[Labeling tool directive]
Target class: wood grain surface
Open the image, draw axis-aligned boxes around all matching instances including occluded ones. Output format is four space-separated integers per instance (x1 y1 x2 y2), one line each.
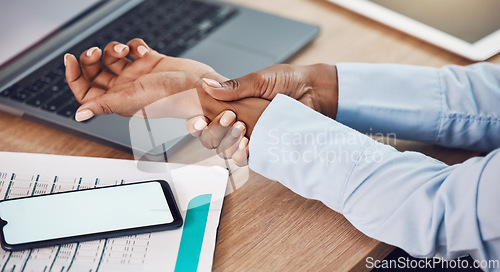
0 0 499 271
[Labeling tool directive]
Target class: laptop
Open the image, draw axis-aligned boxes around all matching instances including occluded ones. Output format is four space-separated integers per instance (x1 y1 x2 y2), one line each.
327 0 500 60
0 0 319 157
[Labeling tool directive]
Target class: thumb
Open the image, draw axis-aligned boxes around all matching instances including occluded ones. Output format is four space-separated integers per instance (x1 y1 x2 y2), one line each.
201 74 262 101
74 91 129 122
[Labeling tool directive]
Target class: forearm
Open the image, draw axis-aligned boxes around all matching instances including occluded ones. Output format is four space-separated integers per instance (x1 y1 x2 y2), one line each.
335 62 500 152
249 94 500 266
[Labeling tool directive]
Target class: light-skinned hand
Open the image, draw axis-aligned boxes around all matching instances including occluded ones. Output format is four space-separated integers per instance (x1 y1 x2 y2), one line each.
65 38 229 121
65 39 267 166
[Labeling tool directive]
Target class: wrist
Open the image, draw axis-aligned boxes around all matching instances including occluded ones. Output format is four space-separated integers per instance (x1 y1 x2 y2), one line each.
304 63 339 119
196 88 269 137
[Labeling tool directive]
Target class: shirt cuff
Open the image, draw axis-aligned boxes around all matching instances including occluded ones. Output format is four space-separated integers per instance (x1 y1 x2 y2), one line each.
335 63 443 143
247 94 374 212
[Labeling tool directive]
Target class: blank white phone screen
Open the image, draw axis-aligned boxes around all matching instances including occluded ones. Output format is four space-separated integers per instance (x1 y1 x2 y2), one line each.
0 182 174 245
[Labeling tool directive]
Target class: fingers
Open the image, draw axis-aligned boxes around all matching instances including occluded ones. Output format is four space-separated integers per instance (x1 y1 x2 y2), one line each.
113 39 168 84
79 39 159 88
102 41 131 75
201 72 263 101
79 47 116 89
101 39 150 75
188 111 249 166
101 39 154 80
186 116 209 137
199 110 236 149
73 82 137 122
65 53 106 104
79 47 102 80
85 39 153 80
126 38 151 60
216 121 246 159
232 137 249 166
65 38 170 123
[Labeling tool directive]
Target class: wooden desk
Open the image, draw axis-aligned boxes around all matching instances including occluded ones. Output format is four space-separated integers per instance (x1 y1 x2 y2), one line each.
1 0 499 271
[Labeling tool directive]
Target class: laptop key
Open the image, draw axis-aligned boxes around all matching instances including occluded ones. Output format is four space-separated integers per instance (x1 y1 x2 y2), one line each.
24 85 43 96
2 83 24 97
30 80 49 92
1 85 18 97
49 84 61 93
41 94 73 112
57 101 81 118
8 84 39 101
10 90 32 102
26 90 55 107
197 20 214 34
0 89 11 97
51 66 65 76
57 84 72 95
40 75 53 84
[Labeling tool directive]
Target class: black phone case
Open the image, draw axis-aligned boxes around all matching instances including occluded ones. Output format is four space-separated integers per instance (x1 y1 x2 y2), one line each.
0 180 183 251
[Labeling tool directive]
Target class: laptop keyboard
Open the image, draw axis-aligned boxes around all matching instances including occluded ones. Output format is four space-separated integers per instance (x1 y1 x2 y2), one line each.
1 0 237 120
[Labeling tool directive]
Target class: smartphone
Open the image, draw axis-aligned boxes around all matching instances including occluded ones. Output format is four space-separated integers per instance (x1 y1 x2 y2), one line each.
0 180 182 251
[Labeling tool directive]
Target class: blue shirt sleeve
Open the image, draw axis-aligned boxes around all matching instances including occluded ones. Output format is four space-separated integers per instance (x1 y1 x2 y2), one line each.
248 94 500 270
335 62 500 152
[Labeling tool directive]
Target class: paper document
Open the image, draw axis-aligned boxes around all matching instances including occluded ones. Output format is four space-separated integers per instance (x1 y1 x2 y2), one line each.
0 152 228 272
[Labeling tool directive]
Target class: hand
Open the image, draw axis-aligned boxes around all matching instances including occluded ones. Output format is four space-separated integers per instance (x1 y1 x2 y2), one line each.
186 63 339 166
186 110 250 166
65 38 228 121
202 63 338 119
65 38 269 143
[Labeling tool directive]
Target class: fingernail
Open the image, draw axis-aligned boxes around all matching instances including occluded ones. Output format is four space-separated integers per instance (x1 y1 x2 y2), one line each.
231 122 245 138
75 109 94 122
114 44 127 53
239 137 249 150
194 118 207 131
86 47 98 57
220 111 236 127
202 78 222 88
137 45 148 56
64 53 70 66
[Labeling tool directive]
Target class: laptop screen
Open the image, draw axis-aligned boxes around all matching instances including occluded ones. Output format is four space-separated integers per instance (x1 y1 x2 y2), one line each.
0 0 102 67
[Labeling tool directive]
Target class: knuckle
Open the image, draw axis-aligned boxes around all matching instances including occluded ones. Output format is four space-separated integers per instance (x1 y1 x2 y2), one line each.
224 79 240 90
75 96 85 104
99 102 114 115
248 72 271 95
73 84 90 103
134 81 146 93
278 63 293 70
247 72 265 86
